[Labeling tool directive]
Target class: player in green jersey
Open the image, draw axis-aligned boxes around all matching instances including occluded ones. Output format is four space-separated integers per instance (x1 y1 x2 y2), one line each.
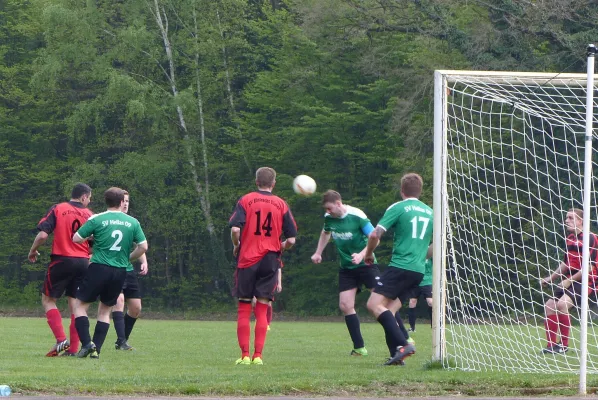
72 187 148 359
406 258 433 332
365 173 433 366
311 190 380 356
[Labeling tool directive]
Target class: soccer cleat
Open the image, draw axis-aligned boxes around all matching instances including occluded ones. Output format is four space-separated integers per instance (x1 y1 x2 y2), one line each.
543 343 568 354
384 343 416 366
77 342 97 358
46 339 70 357
407 337 416 345
59 352 76 357
251 357 264 365
408 328 416 333
350 347 368 356
384 357 405 366
235 356 251 365
115 339 134 351
267 325 271 331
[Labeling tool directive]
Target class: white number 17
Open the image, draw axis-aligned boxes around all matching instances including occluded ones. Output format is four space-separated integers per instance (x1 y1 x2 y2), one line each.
410 216 430 239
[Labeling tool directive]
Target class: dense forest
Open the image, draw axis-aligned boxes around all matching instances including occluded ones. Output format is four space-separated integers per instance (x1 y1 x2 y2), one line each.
1 0 597 316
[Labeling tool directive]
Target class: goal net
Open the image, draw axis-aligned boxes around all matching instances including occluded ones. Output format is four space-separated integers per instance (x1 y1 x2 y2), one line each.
434 70 598 373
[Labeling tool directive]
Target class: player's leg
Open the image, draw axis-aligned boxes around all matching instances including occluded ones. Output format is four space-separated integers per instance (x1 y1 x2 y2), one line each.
556 283 580 352
408 297 418 332
123 272 143 345
340 287 366 355
251 252 280 364
41 259 70 356
63 296 79 356
73 298 96 358
233 265 257 365
112 293 127 348
425 295 433 328
266 301 273 330
94 267 128 356
388 297 413 346
543 297 560 353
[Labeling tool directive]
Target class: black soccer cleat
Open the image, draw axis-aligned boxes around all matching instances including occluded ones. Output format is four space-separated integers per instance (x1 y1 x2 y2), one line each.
115 339 134 351
384 343 416 366
542 343 567 354
77 342 98 358
383 357 405 366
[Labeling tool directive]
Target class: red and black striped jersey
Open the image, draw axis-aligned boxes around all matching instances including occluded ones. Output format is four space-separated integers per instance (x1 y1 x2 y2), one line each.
229 191 297 268
37 201 93 258
563 232 598 285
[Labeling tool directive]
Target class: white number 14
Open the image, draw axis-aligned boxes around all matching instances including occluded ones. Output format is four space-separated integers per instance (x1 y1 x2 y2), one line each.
410 216 430 239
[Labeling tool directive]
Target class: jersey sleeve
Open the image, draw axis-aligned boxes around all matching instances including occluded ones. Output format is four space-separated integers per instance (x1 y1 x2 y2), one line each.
323 214 331 232
76 217 96 239
377 205 403 231
134 222 147 244
37 205 58 234
282 204 297 238
229 199 246 228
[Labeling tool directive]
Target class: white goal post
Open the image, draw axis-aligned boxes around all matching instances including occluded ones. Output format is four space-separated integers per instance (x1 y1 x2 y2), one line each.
433 46 597 394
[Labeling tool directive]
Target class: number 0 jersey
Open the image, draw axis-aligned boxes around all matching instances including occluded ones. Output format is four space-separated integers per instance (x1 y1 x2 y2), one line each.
37 201 93 258
377 198 433 273
76 210 147 269
229 190 297 268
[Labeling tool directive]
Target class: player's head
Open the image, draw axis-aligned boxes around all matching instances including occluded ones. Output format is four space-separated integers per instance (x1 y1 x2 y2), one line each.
122 190 130 214
71 183 92 207
400 173 423 199
255 167 276 190
565 208 583 233
322 190 344 217
104 187 125 209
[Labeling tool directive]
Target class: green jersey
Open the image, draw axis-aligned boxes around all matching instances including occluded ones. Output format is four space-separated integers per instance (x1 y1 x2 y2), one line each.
323 205 375 269
76 210 147 269
420 258 433 286
377 198 433 273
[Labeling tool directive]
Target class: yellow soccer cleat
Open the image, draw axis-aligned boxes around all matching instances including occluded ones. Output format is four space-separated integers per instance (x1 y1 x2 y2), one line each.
235 356 251 365
251 357 263 365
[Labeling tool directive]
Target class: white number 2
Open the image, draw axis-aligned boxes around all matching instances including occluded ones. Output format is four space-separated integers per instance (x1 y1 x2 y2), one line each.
410 216 430 239
110 230 123 251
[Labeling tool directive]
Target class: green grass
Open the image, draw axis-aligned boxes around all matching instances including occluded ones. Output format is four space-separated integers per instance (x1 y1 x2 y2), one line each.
0 317 592 396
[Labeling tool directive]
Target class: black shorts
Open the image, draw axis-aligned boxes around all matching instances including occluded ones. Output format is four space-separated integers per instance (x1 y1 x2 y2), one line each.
373 267 423 300
409 284 433 300
76 263 127 306
42 256 89 299
338 265 381 293
554 281 596 307
232 252 281 301
122 271 142 299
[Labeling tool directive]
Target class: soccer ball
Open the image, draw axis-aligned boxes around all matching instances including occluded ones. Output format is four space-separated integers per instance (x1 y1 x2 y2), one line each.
293 175 317 196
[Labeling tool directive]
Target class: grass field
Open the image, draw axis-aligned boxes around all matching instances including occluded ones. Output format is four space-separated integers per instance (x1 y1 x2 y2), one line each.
0 316 593 396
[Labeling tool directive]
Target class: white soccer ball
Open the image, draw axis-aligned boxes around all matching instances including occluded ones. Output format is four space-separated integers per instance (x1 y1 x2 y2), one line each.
293 175 317 196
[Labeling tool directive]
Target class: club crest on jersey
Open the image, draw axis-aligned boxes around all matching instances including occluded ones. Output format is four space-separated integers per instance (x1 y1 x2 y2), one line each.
331 232 353 240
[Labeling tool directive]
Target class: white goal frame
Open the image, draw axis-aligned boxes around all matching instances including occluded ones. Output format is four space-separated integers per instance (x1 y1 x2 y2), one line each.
433 46 596 394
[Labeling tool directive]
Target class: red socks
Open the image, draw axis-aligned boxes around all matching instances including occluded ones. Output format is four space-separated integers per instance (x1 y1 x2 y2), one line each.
69 314 79 353
253 302 269 359
545 314 558 346
558 313 571 347
46 309 66 342
237 302 252 358
266 304 273 325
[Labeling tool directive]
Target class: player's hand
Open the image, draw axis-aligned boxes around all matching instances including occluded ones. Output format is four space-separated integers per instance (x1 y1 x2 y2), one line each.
364 252 375 265
139 262 148 276
351 252 364 265
559 279 572 290
540 277 551 287
233 244 240 257
311 253 322 264
276 281 282 293
28 250 40 263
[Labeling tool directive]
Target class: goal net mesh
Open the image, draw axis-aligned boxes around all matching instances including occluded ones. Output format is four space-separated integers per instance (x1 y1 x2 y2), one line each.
440 73 598 372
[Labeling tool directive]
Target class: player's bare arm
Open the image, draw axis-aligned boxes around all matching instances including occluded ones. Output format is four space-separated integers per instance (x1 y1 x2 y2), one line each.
130 241 148 262
427 244 433 259
540 261 569 287
364 226 385 264
281 237 296 251
311 230 331 264
351 245 368 265
231 227 241 256
276 268 282 293
139 253 149 275
28 231 49 262
72 231 86 244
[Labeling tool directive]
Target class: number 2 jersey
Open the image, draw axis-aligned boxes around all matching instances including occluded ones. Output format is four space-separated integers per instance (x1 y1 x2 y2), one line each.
229 190 297 268
76 210 147 269
37 201 94 258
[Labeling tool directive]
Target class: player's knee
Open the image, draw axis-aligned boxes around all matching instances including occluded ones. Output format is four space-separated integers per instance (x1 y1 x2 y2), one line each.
544 300 556 314
426 298 433 307
339 300 355 314
409 299 418 308
128 300 142 318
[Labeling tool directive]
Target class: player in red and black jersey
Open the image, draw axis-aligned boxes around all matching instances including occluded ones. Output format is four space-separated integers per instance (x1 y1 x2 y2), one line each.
540 208 598 354
229 167 297 365
28 183 93 357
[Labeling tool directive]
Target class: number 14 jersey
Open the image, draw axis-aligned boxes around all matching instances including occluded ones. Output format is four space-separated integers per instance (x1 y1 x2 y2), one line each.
76 210 147 269
229 191 297 268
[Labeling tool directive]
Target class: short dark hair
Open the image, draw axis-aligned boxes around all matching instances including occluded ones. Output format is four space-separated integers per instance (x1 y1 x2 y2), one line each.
71 183 91 199
400 173 423 198
256 167 276 188
104 187 125 208
321 190 342 205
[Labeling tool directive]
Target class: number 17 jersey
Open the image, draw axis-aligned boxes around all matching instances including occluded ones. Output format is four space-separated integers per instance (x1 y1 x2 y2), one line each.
229 191 297 268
